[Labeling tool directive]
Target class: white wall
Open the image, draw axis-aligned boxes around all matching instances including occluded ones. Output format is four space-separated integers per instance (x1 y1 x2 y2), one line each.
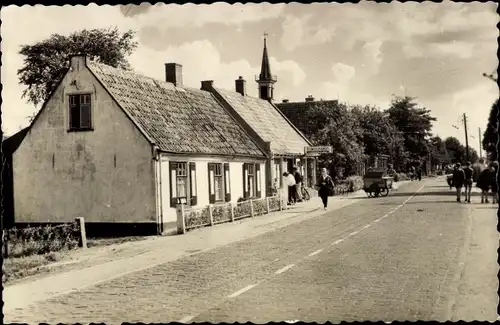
160 155 266 224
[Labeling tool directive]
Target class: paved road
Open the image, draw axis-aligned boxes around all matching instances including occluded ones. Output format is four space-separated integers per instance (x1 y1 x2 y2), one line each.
6 178 498 323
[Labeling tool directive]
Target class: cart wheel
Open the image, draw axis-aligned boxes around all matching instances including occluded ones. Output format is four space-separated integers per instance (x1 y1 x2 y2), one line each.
374 191 380 197
380 188 389 197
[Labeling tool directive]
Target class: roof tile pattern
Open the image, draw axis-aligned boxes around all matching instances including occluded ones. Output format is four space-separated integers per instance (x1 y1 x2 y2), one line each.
87 62 264 157
215 88 310 156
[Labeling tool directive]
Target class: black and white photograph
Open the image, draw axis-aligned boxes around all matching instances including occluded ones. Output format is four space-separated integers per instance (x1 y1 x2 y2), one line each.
1 1 499 323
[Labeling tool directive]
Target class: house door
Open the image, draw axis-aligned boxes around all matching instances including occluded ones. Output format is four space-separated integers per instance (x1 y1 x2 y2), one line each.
286 159 294 173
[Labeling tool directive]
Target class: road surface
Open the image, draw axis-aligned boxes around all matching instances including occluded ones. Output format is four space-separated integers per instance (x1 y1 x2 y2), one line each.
5 178 498 323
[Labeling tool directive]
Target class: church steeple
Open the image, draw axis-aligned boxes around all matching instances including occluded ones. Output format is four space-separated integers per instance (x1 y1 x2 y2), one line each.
256 32 277 101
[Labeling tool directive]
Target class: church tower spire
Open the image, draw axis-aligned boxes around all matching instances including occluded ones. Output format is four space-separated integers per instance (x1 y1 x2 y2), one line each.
256 32 277 101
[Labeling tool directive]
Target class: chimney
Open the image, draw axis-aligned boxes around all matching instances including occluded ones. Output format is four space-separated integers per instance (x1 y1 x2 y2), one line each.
305 95 315 102
282 99 289 103
200 80 214 91
165 63 183 87
235 76 246 96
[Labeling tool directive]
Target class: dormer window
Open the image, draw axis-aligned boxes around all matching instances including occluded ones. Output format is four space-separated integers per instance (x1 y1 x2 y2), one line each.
69 94 92 131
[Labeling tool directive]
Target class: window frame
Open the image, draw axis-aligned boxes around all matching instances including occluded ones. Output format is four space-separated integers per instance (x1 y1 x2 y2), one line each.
170 161 197 207
243 163 261 199
208 162 231 204
68 93 93 132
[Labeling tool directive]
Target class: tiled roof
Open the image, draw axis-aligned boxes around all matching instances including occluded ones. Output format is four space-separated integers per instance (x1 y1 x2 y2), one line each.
214 88 310 156
87 62 265 157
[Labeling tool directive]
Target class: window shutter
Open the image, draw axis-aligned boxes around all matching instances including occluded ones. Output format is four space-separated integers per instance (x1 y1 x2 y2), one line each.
169 162 178 207
224 163 231 202
243 163 249 199
256 163 262 198
208 163 216 204
189 162 197 206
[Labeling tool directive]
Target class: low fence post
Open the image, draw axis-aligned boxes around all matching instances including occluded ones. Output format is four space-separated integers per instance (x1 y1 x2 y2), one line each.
230 203 235 222
176 204 186 235
250 200 254 217
266 197 270 214
2 230 8 258
75 217 87 249
209 205 214 226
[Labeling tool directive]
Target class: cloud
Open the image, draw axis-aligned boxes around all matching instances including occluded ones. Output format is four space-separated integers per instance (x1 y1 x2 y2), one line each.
128 40 306 96
331 63 356 83
121 3 285 28
280 14 335 51
316 62 356 100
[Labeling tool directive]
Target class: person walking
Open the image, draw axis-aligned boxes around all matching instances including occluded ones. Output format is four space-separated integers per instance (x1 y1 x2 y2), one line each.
463 161 474 203
490 162 498 204
416 165 422 181
476 165 492 203
316 168 335 210
472 158 486 183
292 167 304 202
452 163 465 202
283 172 297 205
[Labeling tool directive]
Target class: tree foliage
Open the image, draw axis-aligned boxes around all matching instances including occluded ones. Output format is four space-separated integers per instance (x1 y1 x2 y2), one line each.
18 27 138 107
385 96 436 162
444 136 479 164
482 99 499 161
351 105 407 170
304 102 365 176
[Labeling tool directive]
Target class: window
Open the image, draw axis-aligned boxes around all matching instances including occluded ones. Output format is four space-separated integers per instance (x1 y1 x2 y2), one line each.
170 162 197 207
208 163 231 204
243 163 261 199
69 94 92 130
248 164 255 197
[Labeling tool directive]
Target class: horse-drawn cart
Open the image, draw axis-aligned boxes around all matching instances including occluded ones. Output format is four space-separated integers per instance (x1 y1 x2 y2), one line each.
363 169 394 198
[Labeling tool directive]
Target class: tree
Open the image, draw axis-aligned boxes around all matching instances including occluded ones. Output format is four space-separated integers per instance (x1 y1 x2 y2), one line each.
445 137 465 163
18 27 138 108
351 105 407 170
429 135 450 167
385 96 437 163
304 102 365 176
482 99 499 161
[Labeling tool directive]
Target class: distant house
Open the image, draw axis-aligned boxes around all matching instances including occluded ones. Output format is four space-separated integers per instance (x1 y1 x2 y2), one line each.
2 127 29 229
11 37 317 236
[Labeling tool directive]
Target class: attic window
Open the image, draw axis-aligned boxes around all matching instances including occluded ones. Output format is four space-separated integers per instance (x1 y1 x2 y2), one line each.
69 94 93 131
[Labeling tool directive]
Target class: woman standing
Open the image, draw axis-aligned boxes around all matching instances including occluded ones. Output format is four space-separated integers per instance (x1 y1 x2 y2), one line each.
316 168 335 210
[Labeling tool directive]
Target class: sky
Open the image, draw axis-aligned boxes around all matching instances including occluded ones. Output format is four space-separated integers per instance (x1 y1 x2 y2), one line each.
1 2 498 154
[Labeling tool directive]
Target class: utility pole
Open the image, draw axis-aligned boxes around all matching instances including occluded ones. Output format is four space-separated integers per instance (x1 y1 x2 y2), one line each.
463 113 470 162
479 127 482 159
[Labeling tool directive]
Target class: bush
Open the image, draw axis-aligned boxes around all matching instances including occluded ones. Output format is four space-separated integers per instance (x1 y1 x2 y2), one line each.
3 223 80 258
185 207 210 229
396 172 409 181
346 176 364 192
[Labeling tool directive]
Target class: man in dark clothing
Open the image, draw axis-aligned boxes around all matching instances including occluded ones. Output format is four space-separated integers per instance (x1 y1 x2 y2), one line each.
416 165 422 181
453 163 466 202
463 161 474 203
292 167 304 202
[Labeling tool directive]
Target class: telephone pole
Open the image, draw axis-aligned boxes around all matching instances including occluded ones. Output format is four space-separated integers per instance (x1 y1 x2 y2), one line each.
479 127 483 159
463 113 470 161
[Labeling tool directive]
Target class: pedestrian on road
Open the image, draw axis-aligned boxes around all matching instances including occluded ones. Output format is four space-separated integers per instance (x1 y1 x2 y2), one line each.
416 165 422 181
452 163 465 202
490 162 498 204
476 166 492 203
463 161 474 203
472 158 486 183
316 168 335 210
292 167 304 202
283 172 297 205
